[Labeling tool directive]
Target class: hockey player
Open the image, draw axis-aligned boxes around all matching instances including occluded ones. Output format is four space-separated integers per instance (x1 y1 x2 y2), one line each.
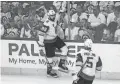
72 39 102 84
38 10 68 78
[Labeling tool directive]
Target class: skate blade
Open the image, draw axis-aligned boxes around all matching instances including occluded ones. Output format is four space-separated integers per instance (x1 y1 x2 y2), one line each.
47 75 59 78
58 68 69 73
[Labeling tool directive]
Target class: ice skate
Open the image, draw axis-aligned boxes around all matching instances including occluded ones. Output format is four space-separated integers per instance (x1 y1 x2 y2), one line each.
58 59 69 73
47 64 59 78
47 70 59 78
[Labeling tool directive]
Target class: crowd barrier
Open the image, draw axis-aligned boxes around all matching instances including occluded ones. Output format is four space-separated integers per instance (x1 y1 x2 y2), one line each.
0 38 120 79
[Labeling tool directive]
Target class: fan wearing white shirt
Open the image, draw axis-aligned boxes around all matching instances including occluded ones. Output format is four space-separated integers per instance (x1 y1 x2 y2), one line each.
88 7 106 27
71 5 88 23
107 6 120 26
65 19 80 40
0 24 5 37
59 11 68 29
88 6 106 41
107 6 120 36
20 22 32 38
53 1 61 12
114 26 120 42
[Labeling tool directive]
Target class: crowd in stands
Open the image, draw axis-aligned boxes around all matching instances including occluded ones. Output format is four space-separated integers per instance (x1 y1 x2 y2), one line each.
0 1 120 43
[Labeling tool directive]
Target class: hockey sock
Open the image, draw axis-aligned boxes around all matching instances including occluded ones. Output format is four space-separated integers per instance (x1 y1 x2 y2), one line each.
47 63 53 74
59 59 66 65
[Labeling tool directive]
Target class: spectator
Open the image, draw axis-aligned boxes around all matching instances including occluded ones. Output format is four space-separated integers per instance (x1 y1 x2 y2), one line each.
4 23 20 38
59 1 67 13
88 6 106 41
107 6 120 37
74 28 94 42
117 17 120 27
74 28 84 42
14 7 23 30
0 1 119 43
48 5 61 24
88 6 106 27
1 16 9 26
70 8 76 17
107 6 120 26
22 4 31 22
99 1 109 17
3 23 11 37
22 2 29 9
58 11 68 30
115 6 120 25
55 10 60 24
11 2 19 7
21 8 39 38
101 26 114 42
71 4 88 26
1 2 11 20
36 8 48 22
35 4 48 22
108 22 118 36
87 5 94 14
0 24 5 37
53 1 61 12
74 18 94 41
65 18 80 40
107 1 114 14
90 1 98 6
84 1 90 8
114 26 120 42
71 5 81 23
115 2 120 7
20 23 32 38
53 1 67 12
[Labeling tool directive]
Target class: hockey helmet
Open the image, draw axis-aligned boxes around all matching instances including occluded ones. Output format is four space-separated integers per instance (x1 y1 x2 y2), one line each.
48 10 56 16
84 39 93 48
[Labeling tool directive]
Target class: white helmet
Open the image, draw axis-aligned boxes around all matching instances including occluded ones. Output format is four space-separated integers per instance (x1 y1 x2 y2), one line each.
48 10 56 16
84 39 93 48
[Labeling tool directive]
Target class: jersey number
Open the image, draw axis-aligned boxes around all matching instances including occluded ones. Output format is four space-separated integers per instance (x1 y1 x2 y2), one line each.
86 57 93 68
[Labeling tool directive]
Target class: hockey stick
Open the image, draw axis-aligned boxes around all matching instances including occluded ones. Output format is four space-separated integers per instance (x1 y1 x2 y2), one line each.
72 56 88 84
77 58 88 77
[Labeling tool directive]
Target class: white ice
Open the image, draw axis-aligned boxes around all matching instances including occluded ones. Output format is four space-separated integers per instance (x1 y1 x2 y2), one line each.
1 75 120 84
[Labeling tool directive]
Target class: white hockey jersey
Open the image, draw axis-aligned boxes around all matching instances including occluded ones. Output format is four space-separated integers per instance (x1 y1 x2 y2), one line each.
76 48 102 80
43 19 57 40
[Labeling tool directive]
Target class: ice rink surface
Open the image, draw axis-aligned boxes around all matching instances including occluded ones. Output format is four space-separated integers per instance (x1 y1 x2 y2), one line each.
1 75 120 84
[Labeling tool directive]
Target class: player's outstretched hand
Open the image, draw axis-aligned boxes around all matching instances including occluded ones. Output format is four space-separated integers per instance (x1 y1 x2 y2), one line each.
72 79 79 84
71 73 79 84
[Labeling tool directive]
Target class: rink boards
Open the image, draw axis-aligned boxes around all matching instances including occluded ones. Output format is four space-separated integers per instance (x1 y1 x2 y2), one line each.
0 39 120 79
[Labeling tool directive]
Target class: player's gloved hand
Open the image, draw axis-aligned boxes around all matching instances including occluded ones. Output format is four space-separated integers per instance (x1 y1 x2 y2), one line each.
72 73 79 84
39 47 46 56
40 49 45 56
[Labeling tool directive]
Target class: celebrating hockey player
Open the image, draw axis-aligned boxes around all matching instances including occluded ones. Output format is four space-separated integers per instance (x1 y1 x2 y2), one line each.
37 10 68 78
72 39 102 84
